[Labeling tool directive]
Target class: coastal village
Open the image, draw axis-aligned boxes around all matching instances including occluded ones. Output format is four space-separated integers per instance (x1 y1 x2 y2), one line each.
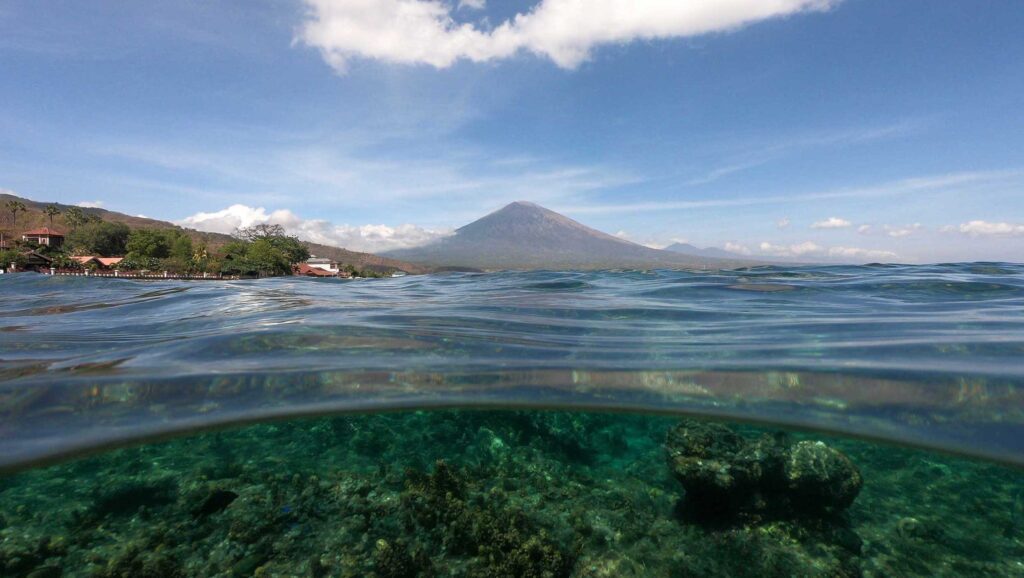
0 200 396 279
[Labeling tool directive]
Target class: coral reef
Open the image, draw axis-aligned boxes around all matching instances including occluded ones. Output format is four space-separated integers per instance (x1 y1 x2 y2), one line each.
0 410 1021 577
665 420 862 522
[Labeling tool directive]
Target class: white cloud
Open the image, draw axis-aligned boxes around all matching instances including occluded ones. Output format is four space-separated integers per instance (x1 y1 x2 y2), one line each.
776 217 791 229
76 200 104 208
458 0 486 10
947 220 1024 237
178 204 452 253
758 241 823 257
724 241 752 255
884 223 922 238
827 246 898 260
811 216 852 229
299 0 838 72
857 224 872 234
757 240 897 262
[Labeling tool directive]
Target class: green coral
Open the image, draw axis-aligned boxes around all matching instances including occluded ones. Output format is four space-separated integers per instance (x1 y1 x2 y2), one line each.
0 410 1021 577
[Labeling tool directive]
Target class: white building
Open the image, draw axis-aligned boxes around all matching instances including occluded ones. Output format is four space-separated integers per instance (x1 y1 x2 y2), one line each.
305 257 340 274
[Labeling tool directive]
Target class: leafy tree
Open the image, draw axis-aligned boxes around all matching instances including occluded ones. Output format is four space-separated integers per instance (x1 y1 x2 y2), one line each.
219 240 254 276
219 237 295 277
233 224 310 264
246 239 292 276
48 253 76 270
43 204 61 227
126 229 173 259
0 249 27 270
65 221 131 256
5 200 26 227
125 229 195 272
234 223 286 241
170 233 193 262
117 255 159 272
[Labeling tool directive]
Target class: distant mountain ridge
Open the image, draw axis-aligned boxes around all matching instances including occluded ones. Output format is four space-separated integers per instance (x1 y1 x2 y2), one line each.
384 201 757 270
0 192 431 274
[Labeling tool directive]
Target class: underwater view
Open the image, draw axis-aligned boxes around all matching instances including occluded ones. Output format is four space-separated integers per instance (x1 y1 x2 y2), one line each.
2 266 1023 576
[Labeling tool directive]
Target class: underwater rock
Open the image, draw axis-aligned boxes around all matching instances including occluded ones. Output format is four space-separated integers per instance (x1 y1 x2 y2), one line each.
784 441 863 515
665 420 861 522
373 539 429 578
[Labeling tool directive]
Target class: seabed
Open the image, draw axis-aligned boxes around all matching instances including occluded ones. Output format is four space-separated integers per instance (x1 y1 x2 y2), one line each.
1 409 1022 577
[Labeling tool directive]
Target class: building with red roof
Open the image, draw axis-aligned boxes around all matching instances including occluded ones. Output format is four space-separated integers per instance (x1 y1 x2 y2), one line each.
22 228 65 248
294 263 352 278
71 256 124 269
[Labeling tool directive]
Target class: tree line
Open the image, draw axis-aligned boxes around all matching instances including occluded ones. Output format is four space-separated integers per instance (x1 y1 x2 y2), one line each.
1 207 313 276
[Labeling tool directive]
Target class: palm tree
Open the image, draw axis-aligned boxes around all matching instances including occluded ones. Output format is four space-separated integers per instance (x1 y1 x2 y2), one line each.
5 200 26 227
64 207 87 230
43 204 61 227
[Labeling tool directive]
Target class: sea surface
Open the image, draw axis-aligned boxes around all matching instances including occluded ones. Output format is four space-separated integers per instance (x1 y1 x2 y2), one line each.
1 264 1023 576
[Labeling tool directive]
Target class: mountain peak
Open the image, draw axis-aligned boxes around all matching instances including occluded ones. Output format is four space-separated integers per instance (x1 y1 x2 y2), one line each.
386 201 750 270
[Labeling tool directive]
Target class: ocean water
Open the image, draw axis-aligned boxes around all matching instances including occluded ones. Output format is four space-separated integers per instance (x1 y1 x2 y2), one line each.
1 265 1023 576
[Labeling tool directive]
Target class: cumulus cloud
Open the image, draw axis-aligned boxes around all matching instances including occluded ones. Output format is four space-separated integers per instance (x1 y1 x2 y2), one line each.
945 220 1024 237
857 224 872 234
827 246 898 260
178 204 452 253
298 0 839 71
756 241 895 262
457 0 486 10
776 217 791 229
758 241 823 257
724 241 752 255
810 216 852 229
76 200 104 208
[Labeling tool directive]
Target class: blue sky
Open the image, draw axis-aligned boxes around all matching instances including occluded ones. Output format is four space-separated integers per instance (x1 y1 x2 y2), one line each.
1 0 1022 262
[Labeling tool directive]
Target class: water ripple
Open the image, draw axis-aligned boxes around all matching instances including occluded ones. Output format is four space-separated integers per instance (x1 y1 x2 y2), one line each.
1 263 1023 470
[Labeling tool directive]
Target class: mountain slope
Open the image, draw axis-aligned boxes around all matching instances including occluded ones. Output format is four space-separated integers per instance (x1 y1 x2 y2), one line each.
0 192 431 274
385 201 755 270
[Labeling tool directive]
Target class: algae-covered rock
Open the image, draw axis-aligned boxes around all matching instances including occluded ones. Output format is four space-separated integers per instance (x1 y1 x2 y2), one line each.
398 460 579 578
784 441 863 515
373 539 426 578
665 420 861 522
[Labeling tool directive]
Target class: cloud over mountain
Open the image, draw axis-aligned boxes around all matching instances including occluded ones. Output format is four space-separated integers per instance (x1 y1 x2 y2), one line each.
178 204 452 253
299 0 838 71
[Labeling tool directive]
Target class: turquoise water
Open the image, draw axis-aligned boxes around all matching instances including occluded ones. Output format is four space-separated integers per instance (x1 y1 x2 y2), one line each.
1 265 1024 576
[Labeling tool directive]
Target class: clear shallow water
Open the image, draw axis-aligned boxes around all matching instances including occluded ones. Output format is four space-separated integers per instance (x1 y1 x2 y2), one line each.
2 410 1023 577
2 265 1024 577
1 263 1024 470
